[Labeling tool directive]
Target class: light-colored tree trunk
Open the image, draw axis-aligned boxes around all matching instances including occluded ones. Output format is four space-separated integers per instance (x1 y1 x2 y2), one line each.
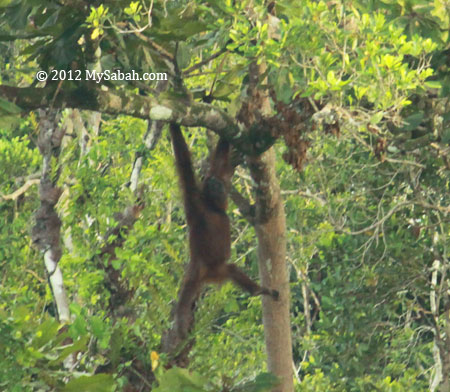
249 148 294 392
33 110 71 324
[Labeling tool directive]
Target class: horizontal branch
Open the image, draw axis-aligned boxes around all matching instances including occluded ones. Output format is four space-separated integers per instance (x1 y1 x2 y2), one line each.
0 84 276 155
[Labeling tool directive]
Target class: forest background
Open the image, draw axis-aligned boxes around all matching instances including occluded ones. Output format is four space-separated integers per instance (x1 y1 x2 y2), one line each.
0 0 450 391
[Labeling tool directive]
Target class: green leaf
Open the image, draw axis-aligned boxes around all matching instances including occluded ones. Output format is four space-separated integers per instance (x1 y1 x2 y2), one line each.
400 112 424 131
224 298 239 313
425 80 442 89
33 318 60 348
326 70 337 85
232 372 279 392
49 336 89 366
0 0 13 7
0 98 22 114
63 374 114 392
441 128 450 144
153 367 207 392
111 257 122 270
90 316 106 339
370 112 384 125
176 42 191 70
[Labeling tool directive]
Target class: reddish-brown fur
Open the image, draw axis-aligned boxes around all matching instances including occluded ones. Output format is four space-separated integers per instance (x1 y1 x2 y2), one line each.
169 124 278 339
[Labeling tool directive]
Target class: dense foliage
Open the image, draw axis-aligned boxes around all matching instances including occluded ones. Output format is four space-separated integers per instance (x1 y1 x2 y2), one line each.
1 0 449 391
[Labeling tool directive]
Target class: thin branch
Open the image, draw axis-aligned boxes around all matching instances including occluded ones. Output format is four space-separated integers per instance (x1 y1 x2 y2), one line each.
98 107 164 310
281 189 326 206
1 179 40 201
134 31 174 61
184 43 231 75
13 171 41 183
25 268 46 283
130 119 163 193
416 201 450 215
0 33 49 40
347 201 412 235
384 157 426 169
129 366 153 389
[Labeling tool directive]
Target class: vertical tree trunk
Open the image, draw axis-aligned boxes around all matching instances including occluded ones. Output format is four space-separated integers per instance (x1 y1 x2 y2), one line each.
429 258 450 392
32 110 71 324
248 148 294 392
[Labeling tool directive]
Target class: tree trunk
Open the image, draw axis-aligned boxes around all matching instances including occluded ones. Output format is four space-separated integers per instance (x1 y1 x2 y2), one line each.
32 110 70 324
248 148 294 392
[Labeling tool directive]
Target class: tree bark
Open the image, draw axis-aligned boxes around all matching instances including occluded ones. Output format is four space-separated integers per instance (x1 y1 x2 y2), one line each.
248 149 294 392
31 110 70 324
0 84 275 155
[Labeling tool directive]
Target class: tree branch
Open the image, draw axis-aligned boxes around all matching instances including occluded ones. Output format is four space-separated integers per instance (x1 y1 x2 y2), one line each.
184 43 231 75
1 179 40 200
31 109 70 324
134 31 174 62
0 84 276 155
229 186 256 225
